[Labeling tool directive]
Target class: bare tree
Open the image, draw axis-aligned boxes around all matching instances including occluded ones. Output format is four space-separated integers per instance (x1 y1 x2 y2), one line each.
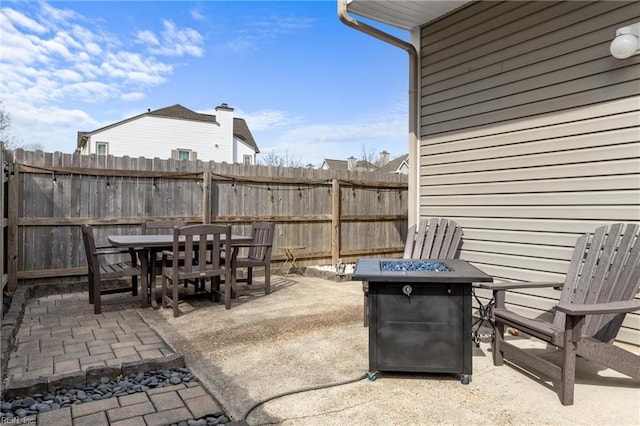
0 101 13 144
0 101 24 149
258 150 304 168
359 145 380 166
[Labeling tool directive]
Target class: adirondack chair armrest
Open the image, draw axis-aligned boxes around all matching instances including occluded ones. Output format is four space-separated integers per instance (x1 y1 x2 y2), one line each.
556 300 640 316
476 281 563 291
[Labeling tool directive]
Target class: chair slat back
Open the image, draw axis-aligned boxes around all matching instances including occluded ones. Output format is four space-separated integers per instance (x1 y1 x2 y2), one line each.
81 224 98 274
142 221 187 235
172 224 230 275
248 222 275 261
553 223 640 343
404 218 462 260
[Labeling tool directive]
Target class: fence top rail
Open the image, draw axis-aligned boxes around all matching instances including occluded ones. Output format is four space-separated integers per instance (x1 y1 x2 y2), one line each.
17 164 203 179
15 163 408 189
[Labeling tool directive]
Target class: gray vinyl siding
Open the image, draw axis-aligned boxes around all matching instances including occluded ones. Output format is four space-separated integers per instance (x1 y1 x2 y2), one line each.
418 1 640 346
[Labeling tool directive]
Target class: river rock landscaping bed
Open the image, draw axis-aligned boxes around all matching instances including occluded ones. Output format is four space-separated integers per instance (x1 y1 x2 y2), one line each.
1 367 230 425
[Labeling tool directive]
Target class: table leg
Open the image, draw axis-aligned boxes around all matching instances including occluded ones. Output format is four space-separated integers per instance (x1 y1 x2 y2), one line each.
279 249 292 275
137 249 149 309
148 248 160 309
288 249 299 274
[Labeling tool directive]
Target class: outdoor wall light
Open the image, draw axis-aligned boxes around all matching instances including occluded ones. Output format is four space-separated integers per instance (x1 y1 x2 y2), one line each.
610 22 640 59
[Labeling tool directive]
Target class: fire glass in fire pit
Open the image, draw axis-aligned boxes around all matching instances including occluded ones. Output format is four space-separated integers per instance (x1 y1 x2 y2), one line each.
380 260 450 272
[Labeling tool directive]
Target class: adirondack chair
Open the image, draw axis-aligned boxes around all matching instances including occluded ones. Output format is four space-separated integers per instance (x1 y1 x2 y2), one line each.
363 218 462 326
477 223 640 405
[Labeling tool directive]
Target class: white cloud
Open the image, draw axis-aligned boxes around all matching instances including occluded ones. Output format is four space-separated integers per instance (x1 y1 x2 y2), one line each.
251 107 408 167
277 114 406 145
2 7 46 33
0 2 206 152
56 69 83 82
136 29 159 46
224 37 254 54
121 92 145 102
240 109 299 132
146 20 204 57
223 13 315 55
190 6 205 21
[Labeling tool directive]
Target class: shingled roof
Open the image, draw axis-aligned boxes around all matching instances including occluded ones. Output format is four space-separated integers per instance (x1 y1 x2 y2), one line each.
148 104 217 123
379 153 409 173
320 158 379 171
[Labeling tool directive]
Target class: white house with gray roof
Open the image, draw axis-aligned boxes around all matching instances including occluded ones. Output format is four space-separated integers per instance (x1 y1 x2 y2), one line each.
77 103 259 164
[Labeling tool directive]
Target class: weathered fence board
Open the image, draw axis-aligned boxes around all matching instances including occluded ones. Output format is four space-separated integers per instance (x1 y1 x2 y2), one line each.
6 149 408 285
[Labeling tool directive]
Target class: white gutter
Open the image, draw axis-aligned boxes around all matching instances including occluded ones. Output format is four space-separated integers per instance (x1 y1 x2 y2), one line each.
338 0 419 228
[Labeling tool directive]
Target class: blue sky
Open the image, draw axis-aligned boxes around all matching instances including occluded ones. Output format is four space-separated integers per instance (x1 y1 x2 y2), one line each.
0 0 410 167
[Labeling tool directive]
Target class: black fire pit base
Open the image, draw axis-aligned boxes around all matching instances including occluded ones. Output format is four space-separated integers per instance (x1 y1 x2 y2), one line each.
353 259 492 384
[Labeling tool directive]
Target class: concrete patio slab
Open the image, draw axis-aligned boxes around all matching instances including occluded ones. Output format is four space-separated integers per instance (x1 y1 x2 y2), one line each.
139 275 640 425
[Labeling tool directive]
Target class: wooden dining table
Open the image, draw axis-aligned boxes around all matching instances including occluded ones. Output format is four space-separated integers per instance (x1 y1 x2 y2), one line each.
108 233 253 309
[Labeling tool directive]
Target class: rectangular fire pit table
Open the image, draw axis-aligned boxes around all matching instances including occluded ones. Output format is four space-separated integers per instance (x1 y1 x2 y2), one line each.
352 258 492 384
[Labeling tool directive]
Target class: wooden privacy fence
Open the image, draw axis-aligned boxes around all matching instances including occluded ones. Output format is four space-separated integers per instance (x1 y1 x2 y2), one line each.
1 144 7 294
3 149 408 291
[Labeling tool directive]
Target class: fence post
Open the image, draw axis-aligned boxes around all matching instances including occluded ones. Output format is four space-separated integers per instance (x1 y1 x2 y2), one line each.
202 172 210 224
7 163 18 293
331 178 340 265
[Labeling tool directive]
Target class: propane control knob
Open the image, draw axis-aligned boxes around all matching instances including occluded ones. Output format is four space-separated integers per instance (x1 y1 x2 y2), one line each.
402 284 413 300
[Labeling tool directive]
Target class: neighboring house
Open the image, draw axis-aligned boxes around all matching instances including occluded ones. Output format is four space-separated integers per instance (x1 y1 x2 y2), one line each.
379 153 409 174
320 156 379 172
341 0 640 347
320 151 408 172
77 103 259 164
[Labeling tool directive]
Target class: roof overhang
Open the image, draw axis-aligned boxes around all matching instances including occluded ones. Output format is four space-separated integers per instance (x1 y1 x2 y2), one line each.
345 0 472 31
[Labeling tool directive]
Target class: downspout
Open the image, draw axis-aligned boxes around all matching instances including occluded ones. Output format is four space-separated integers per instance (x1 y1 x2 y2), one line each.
338 0 419 228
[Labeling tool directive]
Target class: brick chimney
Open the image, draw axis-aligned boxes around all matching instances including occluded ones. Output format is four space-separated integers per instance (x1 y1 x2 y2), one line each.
347 156 357 171
379 150 390 166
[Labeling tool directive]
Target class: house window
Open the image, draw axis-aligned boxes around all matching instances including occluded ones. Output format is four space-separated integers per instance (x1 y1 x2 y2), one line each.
96 142 108 156
177 149 191 160
243 155 252 165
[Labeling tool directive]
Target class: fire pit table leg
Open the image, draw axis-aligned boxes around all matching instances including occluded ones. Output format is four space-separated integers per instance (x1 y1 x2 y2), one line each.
471 286 495 347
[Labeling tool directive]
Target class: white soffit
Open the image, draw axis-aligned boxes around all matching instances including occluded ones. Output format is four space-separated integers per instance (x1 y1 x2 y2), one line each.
346 0 471 30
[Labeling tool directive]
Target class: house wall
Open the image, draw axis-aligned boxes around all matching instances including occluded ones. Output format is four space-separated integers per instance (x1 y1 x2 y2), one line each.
234 137 256 164
418 1 640 345
83 116 232 162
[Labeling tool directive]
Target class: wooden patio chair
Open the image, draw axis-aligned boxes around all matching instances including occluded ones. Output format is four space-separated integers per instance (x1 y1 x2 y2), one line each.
230 222 276 296
161 224 232 316
363 218 462 326
477 223 640 405
81 224 142 315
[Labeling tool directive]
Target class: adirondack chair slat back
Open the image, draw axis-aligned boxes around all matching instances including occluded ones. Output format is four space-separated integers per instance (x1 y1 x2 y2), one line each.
553 223 640 343
404 218 462 260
